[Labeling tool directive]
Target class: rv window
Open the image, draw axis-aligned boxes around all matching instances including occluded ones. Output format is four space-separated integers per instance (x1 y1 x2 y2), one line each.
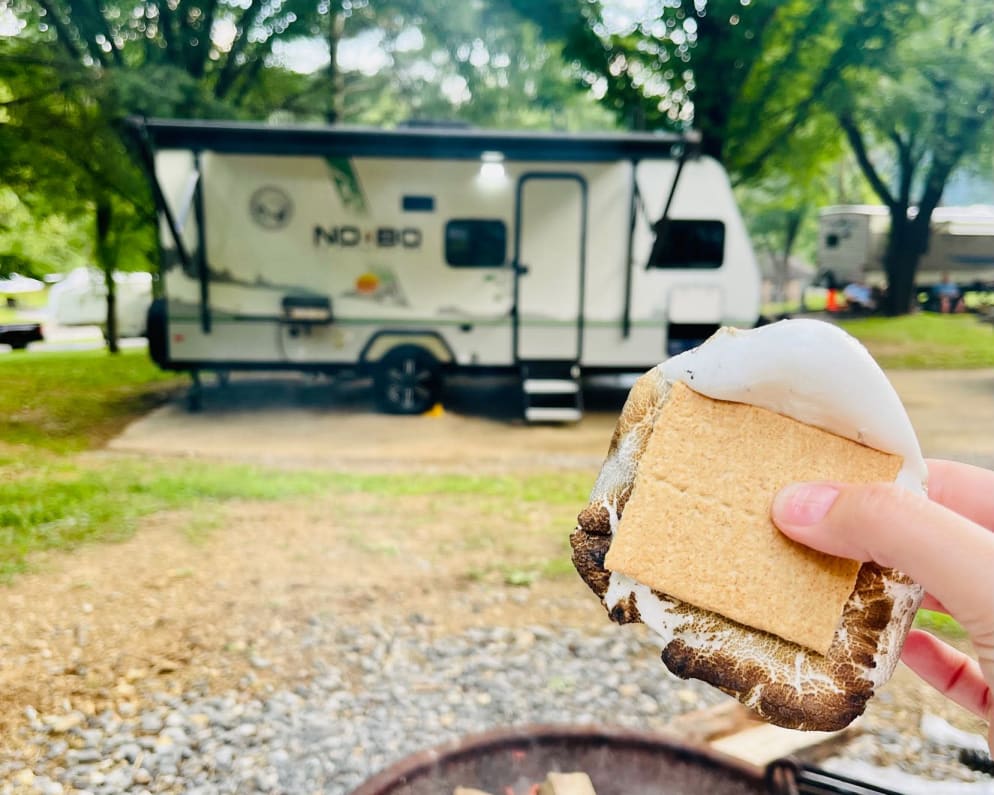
445 220 507 267
646 219 724 269
403 195 435 212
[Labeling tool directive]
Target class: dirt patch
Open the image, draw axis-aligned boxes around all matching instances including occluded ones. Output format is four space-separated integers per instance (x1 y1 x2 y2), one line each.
0 489 607 747
109 371 994 470
110 377 620 473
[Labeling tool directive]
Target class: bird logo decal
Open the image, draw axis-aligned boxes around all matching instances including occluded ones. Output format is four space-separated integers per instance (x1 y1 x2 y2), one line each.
249 186 293 230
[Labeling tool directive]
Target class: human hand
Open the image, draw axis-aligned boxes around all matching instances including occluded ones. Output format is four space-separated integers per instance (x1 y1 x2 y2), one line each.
771 459 994 754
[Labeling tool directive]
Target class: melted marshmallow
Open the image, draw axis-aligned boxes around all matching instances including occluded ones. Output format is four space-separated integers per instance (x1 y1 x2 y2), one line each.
659 319 926 493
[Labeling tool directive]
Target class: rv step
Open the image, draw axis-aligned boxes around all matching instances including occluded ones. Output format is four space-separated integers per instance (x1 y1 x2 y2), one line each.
524 407 583 423
519 360 581 379
523 378 582 395
520 360 583 423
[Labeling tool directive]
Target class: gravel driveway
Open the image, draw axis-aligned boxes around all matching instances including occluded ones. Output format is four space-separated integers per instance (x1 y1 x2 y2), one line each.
109 369 994 470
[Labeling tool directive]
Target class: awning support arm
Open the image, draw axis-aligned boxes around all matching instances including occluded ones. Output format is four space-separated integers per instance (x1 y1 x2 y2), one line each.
130 120 197 286
191 150 211 334
651 141 691 270
622 159 640 339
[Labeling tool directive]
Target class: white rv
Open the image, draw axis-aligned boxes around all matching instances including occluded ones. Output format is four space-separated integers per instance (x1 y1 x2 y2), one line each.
47 267 152 339
818 205 994 286
131 118 761 419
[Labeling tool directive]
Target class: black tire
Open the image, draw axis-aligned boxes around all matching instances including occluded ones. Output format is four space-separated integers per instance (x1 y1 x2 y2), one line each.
146 298 170 368
374 346 442 415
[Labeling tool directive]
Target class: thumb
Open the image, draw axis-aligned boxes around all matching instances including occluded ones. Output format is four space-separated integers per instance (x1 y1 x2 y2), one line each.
771 481 994 646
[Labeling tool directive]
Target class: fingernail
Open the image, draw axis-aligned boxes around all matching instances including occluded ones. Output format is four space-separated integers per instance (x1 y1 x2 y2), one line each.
773 483 840 526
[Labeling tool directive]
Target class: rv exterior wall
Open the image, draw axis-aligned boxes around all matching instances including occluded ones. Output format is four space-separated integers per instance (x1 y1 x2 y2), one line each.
817 209 875 283
154 146 759 371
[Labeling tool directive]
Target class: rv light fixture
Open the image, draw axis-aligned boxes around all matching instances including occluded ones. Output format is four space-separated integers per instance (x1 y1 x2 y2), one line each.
479 150 506 182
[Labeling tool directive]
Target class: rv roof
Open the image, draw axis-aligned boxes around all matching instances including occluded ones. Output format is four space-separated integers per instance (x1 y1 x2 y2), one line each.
129 117 698 162
819 204 994 223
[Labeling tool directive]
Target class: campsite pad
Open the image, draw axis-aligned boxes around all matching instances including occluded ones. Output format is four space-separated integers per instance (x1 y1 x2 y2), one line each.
109 374 622 471
109 368 994 471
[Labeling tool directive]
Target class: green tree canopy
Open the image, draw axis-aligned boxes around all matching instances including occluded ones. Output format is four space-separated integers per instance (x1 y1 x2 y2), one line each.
830 0 994 313
526 0 912 179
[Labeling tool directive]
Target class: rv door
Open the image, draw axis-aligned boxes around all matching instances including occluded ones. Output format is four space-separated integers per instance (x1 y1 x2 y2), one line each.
513 174 587 362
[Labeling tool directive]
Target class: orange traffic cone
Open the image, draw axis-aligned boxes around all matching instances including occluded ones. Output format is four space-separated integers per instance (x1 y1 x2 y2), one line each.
826 288 839 313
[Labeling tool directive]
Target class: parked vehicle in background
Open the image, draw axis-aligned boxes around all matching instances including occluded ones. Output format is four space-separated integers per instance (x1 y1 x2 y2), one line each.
47 267 153 339
130 118 762 419
817 205 994 290
0 322 43 350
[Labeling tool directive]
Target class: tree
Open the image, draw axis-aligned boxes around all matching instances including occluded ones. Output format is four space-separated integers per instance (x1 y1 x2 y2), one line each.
535 0 992 314
2 0 617 349
0 41 156 351
0 188 91 278
0 0 328 350
265 0 616 130
737 151 873 302
830 1 994 314
524 0 913 180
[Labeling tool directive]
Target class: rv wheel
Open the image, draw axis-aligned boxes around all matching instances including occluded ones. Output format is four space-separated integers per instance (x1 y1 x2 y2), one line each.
374 346 442 415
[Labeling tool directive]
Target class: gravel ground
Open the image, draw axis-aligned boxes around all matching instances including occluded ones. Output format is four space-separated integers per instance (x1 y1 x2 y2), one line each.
1 621 728 795
2 617 990 794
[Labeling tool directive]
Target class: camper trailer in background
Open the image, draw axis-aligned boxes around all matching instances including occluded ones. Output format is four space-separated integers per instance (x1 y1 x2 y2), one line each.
130 118 761 420
817 205 994 287
48 267 153 339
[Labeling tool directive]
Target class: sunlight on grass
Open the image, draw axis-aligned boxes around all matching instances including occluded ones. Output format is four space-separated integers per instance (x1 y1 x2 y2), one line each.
0 456 590 580
0 348 184 451
838 313 994 368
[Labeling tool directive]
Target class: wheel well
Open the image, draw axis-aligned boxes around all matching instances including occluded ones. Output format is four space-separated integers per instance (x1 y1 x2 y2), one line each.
360 332 454 367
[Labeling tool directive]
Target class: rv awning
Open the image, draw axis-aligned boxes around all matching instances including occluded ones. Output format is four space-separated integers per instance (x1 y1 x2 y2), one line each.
127 117 699 162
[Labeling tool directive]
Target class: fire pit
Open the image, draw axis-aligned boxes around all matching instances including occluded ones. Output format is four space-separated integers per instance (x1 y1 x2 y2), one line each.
350 724 765 795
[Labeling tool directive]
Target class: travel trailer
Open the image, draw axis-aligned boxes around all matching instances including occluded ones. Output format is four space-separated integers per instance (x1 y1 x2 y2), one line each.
817 205 994 287
47 267 153 339
130 118 761 419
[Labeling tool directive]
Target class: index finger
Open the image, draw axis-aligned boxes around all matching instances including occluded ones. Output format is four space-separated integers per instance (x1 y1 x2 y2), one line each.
926 459 994 531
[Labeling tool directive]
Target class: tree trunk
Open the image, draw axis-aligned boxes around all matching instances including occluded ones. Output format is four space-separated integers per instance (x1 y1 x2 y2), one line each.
324 9 346 124
882 208 930 315
95 197 119 354
776 210 803 303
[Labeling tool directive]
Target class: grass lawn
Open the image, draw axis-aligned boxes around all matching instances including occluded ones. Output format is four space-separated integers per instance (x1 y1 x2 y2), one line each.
838 313 994 369
0 345 588 579
0 454 588 580
0 348 185 451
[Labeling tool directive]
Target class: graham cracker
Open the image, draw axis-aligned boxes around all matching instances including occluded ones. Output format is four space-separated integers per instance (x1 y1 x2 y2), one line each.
603 382 903 655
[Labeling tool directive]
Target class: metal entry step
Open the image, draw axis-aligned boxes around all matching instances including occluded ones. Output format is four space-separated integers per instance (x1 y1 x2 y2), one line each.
520 361 583 423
